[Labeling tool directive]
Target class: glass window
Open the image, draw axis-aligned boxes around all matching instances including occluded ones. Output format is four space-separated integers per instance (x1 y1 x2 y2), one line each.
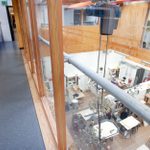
25 1 150 149
62 2 150 149
64 51 150 149
142 11 150 49
34 0 56 125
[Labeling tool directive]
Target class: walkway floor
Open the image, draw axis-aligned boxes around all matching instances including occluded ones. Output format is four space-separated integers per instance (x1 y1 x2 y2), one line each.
0 42 45 150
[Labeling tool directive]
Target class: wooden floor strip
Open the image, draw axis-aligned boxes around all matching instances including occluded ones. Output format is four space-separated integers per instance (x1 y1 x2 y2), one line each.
23 56 57 150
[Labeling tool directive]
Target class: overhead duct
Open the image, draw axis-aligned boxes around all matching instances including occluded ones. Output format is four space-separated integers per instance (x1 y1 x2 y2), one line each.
85 2 121 35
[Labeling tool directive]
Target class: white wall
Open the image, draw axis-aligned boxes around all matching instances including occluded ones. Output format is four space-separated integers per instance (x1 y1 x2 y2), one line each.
42 57 52 80
119 62 137 85
7 0 12 6
63 6 74 26
0 4 12 41
143 70 150 81
34 4 73 28
64 50 126 91
143 31 150 48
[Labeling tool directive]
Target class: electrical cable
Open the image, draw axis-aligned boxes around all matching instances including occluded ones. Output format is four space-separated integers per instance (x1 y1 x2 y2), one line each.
96 5 110 148
96 22 102 143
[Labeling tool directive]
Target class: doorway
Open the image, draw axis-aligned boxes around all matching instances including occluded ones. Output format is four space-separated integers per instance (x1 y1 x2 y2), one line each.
6 6 16 41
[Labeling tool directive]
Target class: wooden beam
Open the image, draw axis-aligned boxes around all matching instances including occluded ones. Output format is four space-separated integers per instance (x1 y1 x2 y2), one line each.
62 0 81 5
12 0 24 48
17 0 30 61
28 0 45 97
19 0 34 73
47 0 67 149
109 42 150 62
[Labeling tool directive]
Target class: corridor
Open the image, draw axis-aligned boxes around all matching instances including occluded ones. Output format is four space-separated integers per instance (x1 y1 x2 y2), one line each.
0 42 45 150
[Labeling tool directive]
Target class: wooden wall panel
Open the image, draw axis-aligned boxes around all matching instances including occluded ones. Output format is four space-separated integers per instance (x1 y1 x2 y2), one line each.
40 26 108 53
110 3 149 49
63 26 100 53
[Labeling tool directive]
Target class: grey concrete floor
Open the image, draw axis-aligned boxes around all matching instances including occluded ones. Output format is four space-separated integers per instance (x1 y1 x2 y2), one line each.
0 42 45 150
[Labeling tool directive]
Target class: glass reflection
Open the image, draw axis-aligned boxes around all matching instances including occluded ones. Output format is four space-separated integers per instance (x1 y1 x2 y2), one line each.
65 51 150 150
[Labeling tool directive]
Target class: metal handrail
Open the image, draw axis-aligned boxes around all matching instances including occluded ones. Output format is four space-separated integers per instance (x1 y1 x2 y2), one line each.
38 35 150 124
